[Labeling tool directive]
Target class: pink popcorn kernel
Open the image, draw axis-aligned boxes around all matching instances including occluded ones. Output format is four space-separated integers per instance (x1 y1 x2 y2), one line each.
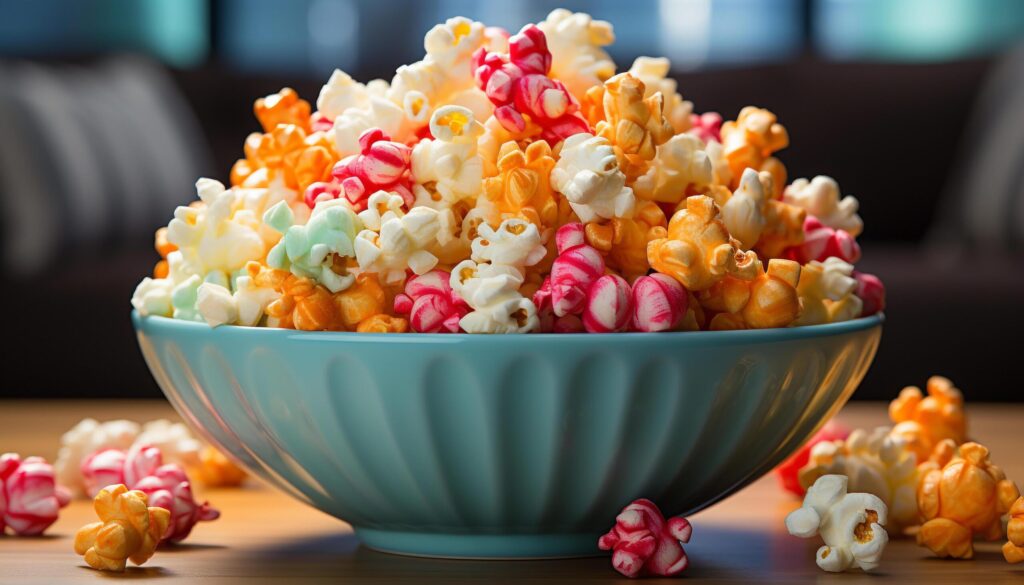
853 271 885 317
310 111 334 133
306 128 414 211
689 112 723 144
394 270 469 333
82 444 218 543
0 453 71 536
535 223 606 319
783 215 861 264
599 498 692 578
472 24 590 143
583 274 633 333
631 274 688 333
134 464 220 543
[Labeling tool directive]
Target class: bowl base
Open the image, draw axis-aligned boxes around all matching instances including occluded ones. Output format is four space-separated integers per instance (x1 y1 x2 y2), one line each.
355 528 604 559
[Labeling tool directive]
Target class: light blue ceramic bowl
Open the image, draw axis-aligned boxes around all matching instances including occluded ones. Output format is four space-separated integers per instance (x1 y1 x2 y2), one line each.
133 311 882 558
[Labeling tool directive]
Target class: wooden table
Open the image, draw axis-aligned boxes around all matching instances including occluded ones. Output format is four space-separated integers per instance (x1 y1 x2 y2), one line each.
1 400 1021 584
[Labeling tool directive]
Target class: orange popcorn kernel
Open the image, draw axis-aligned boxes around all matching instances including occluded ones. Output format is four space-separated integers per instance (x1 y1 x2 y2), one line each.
700 258 802 330
481 140 558 228
720 106 789 197
584 72 673 180
254 87 312 134
584 200 667 281
647 194 758 291
1004 497 1024 563
73 484 170 572
916 441 1020 559
889 376 967 462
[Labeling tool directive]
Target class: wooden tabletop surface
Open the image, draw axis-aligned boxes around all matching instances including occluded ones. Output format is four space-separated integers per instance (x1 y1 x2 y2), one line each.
1 400 1021 584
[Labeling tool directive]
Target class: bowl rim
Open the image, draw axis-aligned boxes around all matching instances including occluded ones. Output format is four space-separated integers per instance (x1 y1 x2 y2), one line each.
133 310 883 346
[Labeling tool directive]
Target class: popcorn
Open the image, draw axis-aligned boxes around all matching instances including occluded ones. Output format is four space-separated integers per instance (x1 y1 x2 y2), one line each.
582 274 632 333
74 485 170 572
720 168 768 250
317 70 372 121
1004 496 1024 563
394 270 469 333
775 420 850 497
689 112 723 144
798 427 919 531
128 448 219 543
854 271 885 317
627 57 693 134
720 106 789 193
584 73 673 179
794 257 863 326
473 24 590 143
315 128 414 211
700 259 801 330
470 219 547 270
917 441 1020 559
354 192 442 285
648 195 758 292
451 260 538 333
889 376 966 463
0 453 70 535
584 201 668 281
412 106 485 207
784 216 861 265
135 11 885 336
192 446 247 488
265 273 340 331
538 9 616 103
535 222 606 318
264 199 362 293
55 418 139 498
598 498 692 578
167 179 266 278
784 176 863 237
254 87 312 133
631 134 712 205
630 273 688 332
786 474 889 572
480 140 558 227
135 420 203 470
550 133 634 223
81 444 219 543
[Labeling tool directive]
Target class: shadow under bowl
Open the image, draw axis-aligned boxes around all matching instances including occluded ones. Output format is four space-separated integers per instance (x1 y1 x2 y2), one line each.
133 312 882 558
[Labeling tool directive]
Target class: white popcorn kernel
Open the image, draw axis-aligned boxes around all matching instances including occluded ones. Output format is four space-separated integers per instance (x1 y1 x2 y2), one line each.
131 277 173 317
470 219 546 271
786 474 889 573
196 282 238 327
721 168 768 250
550 133 635 223
317 69 371 120
784 176 863 237
54 419 141 498
538 9 616 102
354 194 442 285
794 256 863 326
632 133 712 204
450 259 538 334
412 105 484 206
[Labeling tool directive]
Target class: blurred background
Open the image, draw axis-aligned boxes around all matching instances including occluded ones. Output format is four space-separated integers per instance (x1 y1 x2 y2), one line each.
1 0 1022 400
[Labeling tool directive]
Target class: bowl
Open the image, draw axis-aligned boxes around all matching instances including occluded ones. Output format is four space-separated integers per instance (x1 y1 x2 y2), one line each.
133 311 882 558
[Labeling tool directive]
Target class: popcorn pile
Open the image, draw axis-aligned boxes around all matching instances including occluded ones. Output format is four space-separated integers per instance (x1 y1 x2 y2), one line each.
133 9 885 334
778 375 1023 572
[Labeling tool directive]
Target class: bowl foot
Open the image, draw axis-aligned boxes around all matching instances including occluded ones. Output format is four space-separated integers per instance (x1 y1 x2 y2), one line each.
354 528 604 559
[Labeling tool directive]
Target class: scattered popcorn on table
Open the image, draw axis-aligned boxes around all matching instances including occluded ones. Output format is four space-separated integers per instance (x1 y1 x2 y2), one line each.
133 10 886 334
74 484 170 572
598 498 692 578
916 440 1020 559
1004 496 1024 564
55 418 140 498
798 427 919 531
81 444 219 542
786 474 888 572
0 453 70 535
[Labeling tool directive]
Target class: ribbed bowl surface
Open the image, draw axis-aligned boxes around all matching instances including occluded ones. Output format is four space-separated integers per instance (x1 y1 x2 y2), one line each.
133 312 882 558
